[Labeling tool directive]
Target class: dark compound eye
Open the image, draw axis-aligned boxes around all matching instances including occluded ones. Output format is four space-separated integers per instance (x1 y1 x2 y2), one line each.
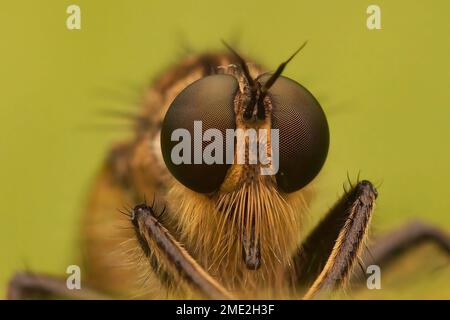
262 75 329 193
160 75 238 193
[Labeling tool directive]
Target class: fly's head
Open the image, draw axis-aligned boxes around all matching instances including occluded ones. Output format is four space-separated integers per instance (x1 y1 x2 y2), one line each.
159 43 329 276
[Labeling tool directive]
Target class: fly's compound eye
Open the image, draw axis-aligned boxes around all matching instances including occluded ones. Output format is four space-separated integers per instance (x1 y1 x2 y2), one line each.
160 75 238 193
261 75 329 193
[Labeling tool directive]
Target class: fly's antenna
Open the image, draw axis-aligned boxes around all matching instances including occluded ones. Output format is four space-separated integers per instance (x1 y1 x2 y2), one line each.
260 41 307 94
256 41 307 119
221 40 258 120
221 40 254 87
221 40 307 120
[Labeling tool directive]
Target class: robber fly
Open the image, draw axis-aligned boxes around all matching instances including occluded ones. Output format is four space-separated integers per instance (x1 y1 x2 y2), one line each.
8 42 450 300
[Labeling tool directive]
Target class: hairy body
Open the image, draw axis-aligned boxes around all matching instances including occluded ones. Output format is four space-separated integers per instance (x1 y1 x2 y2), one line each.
81 53 314 298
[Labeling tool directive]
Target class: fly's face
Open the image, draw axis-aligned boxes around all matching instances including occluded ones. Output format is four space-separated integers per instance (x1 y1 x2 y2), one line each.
158 44 329 277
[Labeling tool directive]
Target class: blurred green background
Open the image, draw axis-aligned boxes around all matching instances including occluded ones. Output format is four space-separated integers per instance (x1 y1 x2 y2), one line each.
1 0 449 299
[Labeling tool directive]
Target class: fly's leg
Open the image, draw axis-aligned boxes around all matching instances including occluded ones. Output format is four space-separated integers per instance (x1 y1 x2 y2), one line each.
293 180 378 299
130 203 234 300
7 272 108 300
361 221 450 267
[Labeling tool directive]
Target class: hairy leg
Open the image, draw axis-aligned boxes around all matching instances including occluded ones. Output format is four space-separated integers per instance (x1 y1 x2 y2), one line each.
362 221 450 267
7 272 108 300
131 203 234 300
292 180 378 299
